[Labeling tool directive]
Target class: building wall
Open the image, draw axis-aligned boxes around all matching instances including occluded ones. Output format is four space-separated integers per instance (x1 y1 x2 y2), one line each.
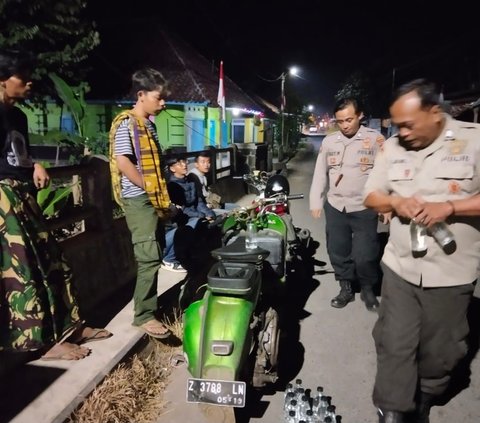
20 101 248 154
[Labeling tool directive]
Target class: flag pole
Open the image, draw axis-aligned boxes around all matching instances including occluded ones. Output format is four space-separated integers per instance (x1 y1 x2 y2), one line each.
217 60 225 146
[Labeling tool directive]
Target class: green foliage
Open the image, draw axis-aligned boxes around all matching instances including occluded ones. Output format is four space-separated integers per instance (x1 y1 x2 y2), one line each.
35 161 77 217
37 182 76 217
49 73 89 136
0 0 99 98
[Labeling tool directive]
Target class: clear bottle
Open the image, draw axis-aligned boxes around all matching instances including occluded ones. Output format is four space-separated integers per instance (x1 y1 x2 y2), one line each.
429 222 456 254
285 410 297 423
298 394 311 421
285 382 295 399
245 221 258 250
285 399 298 421
284 391 295 412
305 409 319 423
295 387 305 402
313 396 329 421
410 221 428 257
325 405 336 422
311 386 324 414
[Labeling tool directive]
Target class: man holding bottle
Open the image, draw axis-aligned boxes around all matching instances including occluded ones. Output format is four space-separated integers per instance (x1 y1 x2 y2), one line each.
364 79 480 423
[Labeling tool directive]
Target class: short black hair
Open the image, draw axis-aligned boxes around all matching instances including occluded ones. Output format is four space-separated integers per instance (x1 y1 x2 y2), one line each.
166 154 186 167
194 151 211 162
131 67 170 98
391 78 440 110
0 49 35 80
333 97 362 115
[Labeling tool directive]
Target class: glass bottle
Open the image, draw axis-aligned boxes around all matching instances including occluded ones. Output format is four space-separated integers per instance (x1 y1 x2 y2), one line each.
429 222 456 254
410 221 427 257
245 221 258 250
286 410 297 423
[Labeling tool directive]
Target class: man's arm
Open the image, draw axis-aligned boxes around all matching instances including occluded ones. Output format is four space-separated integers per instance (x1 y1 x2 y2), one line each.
413 194 480 227
116 155 144 188
364 191 423 219
113 120 144 188
32 162 50 189
309 143 328 218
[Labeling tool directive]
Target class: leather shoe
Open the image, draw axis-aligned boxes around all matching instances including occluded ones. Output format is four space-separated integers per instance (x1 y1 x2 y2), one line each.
361 288 379 312
331 280 354 308
378 409 404 423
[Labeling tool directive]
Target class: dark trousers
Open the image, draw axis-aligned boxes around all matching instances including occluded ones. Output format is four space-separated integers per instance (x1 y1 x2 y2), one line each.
324 201 380 289
372 264 474 412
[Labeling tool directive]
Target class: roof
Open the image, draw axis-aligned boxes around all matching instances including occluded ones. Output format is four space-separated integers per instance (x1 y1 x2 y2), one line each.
140 30 264 111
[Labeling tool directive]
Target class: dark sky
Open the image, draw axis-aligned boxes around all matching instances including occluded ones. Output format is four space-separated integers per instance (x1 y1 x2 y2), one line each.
85 0 479 115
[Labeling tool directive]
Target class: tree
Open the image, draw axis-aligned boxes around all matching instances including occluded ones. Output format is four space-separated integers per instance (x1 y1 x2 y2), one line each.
0 0 99 95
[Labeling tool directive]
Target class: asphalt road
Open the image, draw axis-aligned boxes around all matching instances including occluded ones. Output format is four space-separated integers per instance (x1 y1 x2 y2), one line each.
159 138 480 423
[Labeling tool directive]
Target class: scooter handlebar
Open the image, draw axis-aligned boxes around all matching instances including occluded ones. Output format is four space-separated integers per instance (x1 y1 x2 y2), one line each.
287 194 304 201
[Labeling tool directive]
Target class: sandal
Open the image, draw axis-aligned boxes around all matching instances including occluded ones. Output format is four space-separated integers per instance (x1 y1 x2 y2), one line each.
41 342 91 361
68 327 113 345
138 319 172 339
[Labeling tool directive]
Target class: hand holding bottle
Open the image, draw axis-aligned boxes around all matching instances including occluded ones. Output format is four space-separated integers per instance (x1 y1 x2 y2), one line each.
413 200 455 227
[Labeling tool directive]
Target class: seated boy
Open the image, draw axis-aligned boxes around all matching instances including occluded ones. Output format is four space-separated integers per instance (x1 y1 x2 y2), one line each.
162 156 215 272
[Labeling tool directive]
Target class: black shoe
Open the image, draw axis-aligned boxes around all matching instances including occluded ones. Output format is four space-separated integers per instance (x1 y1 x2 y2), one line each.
378 409 404 423
361 288 380 312
411 392 433 423
331 280 354 308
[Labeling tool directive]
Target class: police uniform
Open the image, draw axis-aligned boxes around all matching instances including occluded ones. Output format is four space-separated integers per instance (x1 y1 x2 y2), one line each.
364 115 480 412
310 125 385 290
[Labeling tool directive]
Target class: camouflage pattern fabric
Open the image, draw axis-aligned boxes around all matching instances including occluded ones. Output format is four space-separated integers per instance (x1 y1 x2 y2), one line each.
0 179 80 352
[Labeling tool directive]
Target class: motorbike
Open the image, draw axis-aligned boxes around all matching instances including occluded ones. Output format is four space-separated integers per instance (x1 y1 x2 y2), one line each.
183 171 311 413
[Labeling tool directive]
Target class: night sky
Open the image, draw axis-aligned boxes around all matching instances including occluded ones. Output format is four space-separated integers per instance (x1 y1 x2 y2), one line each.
85 0 479 115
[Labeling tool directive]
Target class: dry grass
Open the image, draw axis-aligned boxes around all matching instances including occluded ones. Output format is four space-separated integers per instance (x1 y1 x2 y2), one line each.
68 313 183 423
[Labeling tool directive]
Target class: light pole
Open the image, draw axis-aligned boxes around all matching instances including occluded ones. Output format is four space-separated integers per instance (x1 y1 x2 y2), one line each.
279 66 299 160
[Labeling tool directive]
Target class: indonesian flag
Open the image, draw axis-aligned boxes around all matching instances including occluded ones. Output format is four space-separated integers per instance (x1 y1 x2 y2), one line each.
217 60 226 121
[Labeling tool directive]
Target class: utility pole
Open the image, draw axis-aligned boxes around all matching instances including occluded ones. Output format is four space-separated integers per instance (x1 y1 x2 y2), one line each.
280 72 286 161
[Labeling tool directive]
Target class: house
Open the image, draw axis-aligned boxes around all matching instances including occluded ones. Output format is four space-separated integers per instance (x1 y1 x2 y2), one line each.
21 29 277 167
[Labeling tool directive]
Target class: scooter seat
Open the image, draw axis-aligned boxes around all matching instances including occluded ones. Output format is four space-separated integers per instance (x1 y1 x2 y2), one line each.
211 236 270 263
207 261 257 295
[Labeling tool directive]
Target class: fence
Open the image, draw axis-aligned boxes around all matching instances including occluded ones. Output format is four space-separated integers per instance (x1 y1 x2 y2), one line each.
43 145 245 313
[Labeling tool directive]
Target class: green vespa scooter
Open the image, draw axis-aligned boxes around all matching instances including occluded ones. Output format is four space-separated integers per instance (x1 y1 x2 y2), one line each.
183 174 305 414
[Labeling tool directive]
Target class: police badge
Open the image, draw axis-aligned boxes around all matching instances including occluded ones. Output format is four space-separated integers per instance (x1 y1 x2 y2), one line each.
450 139 465 155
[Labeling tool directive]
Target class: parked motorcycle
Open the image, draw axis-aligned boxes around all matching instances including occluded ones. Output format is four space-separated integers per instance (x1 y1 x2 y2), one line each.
183 172 311 415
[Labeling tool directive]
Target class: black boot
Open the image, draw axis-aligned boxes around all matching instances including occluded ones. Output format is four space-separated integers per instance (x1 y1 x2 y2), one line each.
331 280 354 308
378 409 404 423
360 287 380 312
412 392 433 423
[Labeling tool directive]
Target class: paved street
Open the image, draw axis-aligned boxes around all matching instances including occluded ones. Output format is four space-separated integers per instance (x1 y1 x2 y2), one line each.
160 138 480 423
5 139 479 423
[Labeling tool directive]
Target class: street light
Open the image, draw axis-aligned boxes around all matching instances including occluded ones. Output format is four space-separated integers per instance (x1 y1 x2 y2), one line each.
280 66 300 159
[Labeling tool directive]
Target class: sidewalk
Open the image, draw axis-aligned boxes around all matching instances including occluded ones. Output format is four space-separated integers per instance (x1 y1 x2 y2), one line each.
1 193 258 423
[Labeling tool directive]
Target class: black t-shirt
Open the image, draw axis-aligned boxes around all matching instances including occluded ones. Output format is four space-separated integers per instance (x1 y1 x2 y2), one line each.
0 104 34 182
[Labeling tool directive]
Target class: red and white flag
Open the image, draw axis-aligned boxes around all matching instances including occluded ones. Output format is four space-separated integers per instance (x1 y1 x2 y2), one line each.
217 60 226 121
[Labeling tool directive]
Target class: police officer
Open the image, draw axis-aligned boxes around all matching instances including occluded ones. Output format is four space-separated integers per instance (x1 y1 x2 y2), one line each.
310 98 384 312
364 79 480 423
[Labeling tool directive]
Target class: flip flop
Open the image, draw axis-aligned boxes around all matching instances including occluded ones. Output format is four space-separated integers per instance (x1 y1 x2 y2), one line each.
138 320 172 339
41 343 91 361
69 328 113 345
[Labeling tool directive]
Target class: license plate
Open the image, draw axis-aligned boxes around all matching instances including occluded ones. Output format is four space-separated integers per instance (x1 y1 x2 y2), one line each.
186 378 246 407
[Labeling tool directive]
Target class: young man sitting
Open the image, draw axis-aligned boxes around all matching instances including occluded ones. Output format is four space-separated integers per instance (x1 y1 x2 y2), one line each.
187 151 237 213
162 155 215 272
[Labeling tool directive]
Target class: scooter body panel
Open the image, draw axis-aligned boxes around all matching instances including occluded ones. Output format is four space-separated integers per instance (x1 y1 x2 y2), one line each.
184 273 262 380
